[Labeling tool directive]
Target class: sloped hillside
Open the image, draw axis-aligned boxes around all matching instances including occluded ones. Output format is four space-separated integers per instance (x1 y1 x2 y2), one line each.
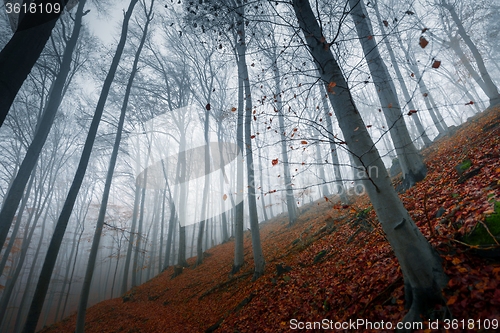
42 105 500 333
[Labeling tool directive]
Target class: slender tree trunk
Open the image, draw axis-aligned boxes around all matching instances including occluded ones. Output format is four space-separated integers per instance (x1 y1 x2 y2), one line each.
0 171 35 276
133 185 146 286
204 219 209 250
349 0 426 190
13 197 51 333
274 64 299 224
319 84 348 203
54 222 80 322
441 1 500 106
121 185 140 294
257 145 269 221
171 213 177 265
0 0 86 254
158 188 167 272
243 69 265 279
292 0 448 326
265 154 275 219
313 131 330 197
110 236 123 299
60 221 85 321
394 32 448 135
426 86 448 131
234 2 265 279
0 188 44 327
177 224 187 267
162 153 179 270
189 224 195 258
76 2 149 329
143 210 151 280
0 0 73 127
231 31 245 275
216 129 230 242
177 133 189 268
22 1 138 331
145 205 157 281
163 201 176 270
372 1 431 146
196 102 212 266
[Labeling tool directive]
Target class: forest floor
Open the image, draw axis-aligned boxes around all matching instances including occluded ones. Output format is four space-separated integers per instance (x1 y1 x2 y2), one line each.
42 105 500 333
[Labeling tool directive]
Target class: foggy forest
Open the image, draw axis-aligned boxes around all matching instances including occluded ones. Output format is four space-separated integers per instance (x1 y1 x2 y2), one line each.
0 0 499 332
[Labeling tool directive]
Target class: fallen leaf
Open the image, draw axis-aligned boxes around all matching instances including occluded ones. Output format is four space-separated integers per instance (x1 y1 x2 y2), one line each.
419 36 429 48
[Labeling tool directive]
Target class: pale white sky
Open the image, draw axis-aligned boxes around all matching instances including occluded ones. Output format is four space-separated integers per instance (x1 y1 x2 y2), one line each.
84 1 124 45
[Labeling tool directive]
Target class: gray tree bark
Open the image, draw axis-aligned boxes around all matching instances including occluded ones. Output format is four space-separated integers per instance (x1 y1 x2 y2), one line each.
349 0 426 189
0 0 72 127
0 0 86 255
231 25 245 275
372 0 431 146
292 0 448 325
121 185 140 294
441 0 500 106
22 1 138 331
319 84 349 203
234 0 265 279
273 63 299 225
393 31 448 135
75 1 150 330
196 104 211 266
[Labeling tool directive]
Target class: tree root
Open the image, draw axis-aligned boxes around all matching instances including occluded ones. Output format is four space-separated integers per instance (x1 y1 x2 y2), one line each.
398 285 451 332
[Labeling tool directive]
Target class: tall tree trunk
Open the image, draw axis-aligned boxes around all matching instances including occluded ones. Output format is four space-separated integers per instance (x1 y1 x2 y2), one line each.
22 1 138 331
349 0 426 190
13 196 51 333
76 2 150 329
0 0 86 254
196 102 212 266
319 84 349 203
264 149 275 219
60 221 85 321
273 63 299 224
163 201 176 269
177 224 187 267
54 219 80 321
0 0 73 127
292 0 448 325
133 185 147 286
257 145 269 221
189 224 195 258
110 235 123 299
313 131 330 197
0 170 35 276
441 1 500 106
394 32 448 135
0 185 45 328
162 151 180 270
235 2 265 279
216 128 230 241
231 31 245 275
121 185 140 294
372 0 431 146
177 133 189 268
159 188 166 272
